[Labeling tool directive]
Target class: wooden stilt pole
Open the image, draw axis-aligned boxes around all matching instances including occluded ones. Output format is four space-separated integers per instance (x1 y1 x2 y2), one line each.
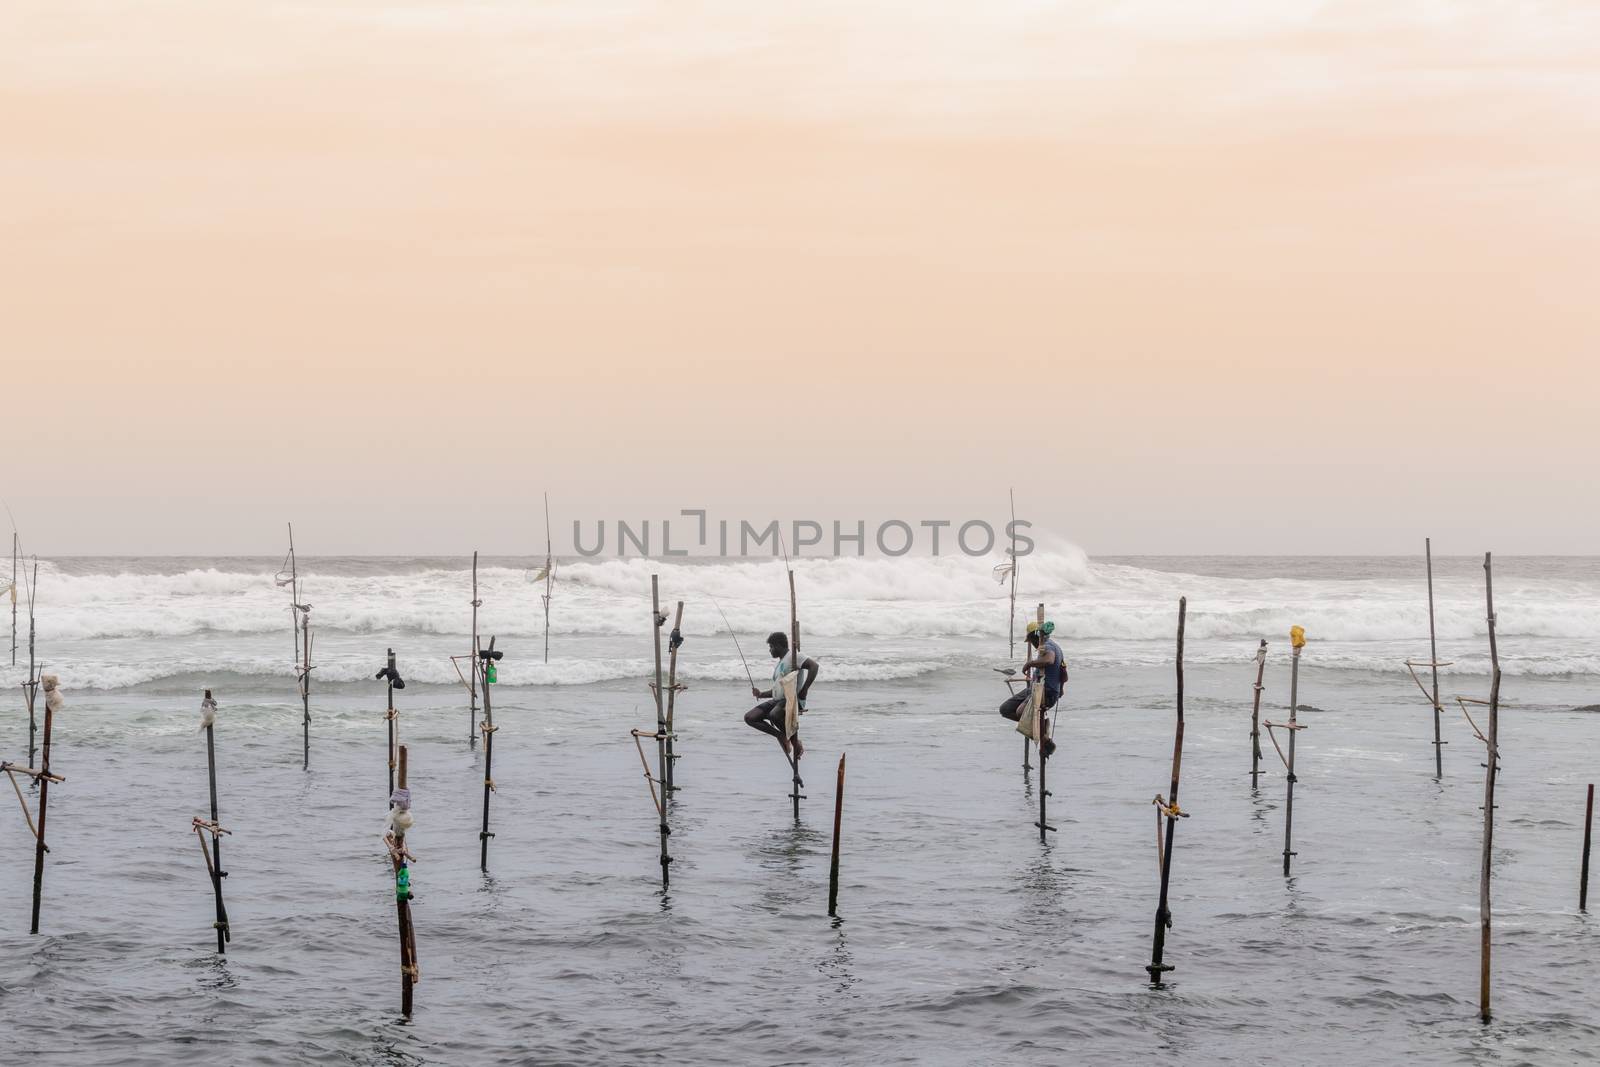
1283 627 1305 877
650 578 672 885
29 676 59 935
24 561 37 768
201 690 230 951
387 744 418 1018
788 566 804 820
299 600 312 771
469 552 480 745
828 752 846 916
1032 604 1055 841
1250 640 1267 787
478 636 501 872
1581 784 1593 913
541 494 554 665
1480 552 1501 1024
377 650 405 802
282 524 312 771
664 600 684 796
1427 538 1444 777
1147 597 1187 982
190 816 231 953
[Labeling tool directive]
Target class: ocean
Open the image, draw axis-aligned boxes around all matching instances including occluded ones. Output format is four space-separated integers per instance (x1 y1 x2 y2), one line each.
1 552 1597 1064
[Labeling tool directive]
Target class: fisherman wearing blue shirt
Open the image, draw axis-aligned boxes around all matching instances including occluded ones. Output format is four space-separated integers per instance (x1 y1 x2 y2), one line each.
999 620 1066 757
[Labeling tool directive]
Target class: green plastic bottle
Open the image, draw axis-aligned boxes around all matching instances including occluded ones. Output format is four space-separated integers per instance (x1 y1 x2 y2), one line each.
486 663 498 684
396 866 412 901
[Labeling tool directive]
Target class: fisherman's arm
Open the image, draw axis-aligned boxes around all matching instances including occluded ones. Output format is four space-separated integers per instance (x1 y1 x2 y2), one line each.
798 657 819 700
1021 648 1056 672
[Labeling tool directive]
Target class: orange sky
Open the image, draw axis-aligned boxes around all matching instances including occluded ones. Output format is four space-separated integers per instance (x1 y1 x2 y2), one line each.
2 2 1597 554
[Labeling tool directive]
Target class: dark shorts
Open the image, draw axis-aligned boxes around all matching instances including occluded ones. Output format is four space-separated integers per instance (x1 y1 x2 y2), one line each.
752 698 785 728
999 688 1059 721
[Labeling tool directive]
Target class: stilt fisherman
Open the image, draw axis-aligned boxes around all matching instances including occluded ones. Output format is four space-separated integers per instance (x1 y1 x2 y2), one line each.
999 620 1066 757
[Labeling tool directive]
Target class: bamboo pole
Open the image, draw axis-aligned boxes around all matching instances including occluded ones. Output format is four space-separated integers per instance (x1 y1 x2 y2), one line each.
284 523 297 665
25 561 37 768
299 600 312 771
283 524 313 770
1427 538 1444 777
664 601 685 795
1250 640 1267 788
542 493 554 665
201 690 230 951
1013 493 1027 773
788 566 804 820
1480 551 1501 1024
650 578 671 885
377 650 405 801
469 551 480 745
1581 784 1593 913
387 744 418 1018
29 675 58 935
1033 603 1054 841
1147 597 1187 982
478 636 501 872
828 753 846 916
190 818 231 954
1283 627 1305 877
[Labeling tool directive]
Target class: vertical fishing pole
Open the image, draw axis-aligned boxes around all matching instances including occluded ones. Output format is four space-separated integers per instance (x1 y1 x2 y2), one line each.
1147 597 1188 982
650 577 669 812
198 690 230 952
24 560 37 767
283 524 312 771
1249 640 1267 788
1427 538 1444 777
664 600 685 795
1033 604 1053 842
30 674 65 934
828 752 846 916
470 552 481 745
478 636 502 872
376 650 405 801
542 494 554 665
787 564 805 820
1011 492 1025 771
649 577 672 885
1282 626 1306 876
386 744 419 1018
1479 551 1501 1024
1581 784 1594 913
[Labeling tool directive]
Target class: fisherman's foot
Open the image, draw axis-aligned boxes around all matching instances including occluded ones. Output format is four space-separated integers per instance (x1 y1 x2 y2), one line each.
791 737 805 761
1042 738 1057 758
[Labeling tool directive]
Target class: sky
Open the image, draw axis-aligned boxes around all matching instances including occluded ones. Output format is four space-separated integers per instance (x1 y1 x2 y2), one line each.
1 1 1597 556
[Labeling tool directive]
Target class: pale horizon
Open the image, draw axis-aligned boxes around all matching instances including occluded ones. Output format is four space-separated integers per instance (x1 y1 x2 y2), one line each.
3 2 1597 556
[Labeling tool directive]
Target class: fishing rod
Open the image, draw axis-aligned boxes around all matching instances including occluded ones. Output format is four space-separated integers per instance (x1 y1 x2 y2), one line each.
709 596 756 691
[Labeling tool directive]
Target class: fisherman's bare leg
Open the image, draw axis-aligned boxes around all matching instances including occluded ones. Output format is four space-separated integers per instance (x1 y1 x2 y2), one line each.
744 702 793 758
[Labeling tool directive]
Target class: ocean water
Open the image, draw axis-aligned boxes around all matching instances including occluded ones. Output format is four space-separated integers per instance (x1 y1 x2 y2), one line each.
0 553 1597 1064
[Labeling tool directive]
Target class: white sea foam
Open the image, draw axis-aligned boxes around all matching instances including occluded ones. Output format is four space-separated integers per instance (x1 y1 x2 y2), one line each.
4 552 1595 687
